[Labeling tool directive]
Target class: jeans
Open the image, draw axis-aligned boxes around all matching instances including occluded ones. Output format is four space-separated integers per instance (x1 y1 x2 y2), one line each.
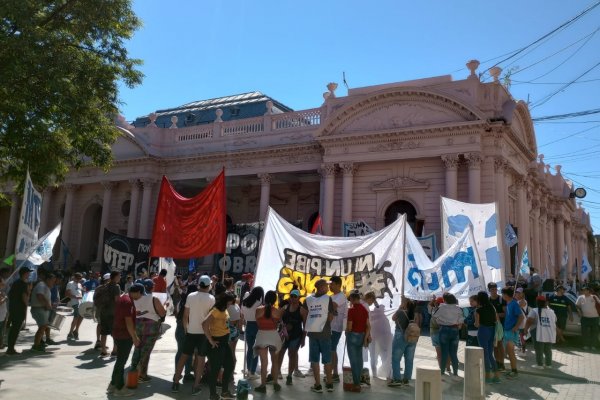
175 321 192 375
534 341 552 366
346 332 365 385
111 338 134 390
439 326 459 375
245 321 259 373
207 335 234 396
391 328 417 381
477 326 496 372
7 310 25 351
581 317 599 348
0 320 5 346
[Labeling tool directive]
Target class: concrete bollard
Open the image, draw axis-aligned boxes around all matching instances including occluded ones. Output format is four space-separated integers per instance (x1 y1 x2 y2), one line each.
463 346 485 400
415 366 442 400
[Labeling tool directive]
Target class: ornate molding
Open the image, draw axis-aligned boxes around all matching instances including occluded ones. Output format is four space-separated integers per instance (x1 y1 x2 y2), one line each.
63 183 80 193
101 181 117 191
441 154 460 169
493 157 508 172
140 178 157 189
371 176 429 192
368 140 421 152
465 152 483 168
258 173 272 185
339 162 358 176
319 163 337 177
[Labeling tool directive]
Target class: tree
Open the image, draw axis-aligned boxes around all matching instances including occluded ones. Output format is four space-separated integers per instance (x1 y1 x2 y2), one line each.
0 0 143 193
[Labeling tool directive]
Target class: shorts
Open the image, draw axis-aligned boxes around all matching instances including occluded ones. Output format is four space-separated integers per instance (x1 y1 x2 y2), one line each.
31 307 50 327
72 304 81 318
309 336 332 364
331 330 342 349
556 315 567 330
182 333 209 357
283 337 302 351
503 329 520 347
431 332 440 347
99 313 114 336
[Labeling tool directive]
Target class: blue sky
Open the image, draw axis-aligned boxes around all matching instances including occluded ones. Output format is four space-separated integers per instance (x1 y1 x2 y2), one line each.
118 0 600 233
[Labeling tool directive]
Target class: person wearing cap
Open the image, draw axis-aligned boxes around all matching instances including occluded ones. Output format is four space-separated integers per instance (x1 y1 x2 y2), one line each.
575 286 600 350
279 289 307 385
302 278 335 393
6 267 32 355
106 283 143 397
66 272 84 341
172 275 215 394
524 296 557 368
548 285 574 343
328 276 347 383
501 287 523 378
131 277 166 383
488 282 506 371
93 271 122 355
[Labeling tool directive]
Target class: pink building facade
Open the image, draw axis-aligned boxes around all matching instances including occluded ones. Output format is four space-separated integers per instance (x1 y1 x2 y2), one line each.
0 61 593 279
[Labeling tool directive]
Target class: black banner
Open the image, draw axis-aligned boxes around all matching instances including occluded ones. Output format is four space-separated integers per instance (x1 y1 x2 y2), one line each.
102 229 157 275
214 222 263 279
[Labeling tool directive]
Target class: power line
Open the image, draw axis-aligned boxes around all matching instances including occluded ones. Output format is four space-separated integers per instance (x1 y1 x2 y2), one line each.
537 124 600 148
513 78 600 85
533 108 600 121
535 120 600 124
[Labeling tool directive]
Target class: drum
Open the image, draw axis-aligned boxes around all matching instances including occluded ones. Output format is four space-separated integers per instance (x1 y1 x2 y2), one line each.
48 310 66 331
79 290 95 319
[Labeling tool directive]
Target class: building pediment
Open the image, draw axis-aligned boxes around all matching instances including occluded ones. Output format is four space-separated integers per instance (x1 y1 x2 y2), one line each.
371 176 429 192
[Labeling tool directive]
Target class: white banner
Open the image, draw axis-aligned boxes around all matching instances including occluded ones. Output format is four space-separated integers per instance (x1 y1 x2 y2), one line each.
27 222 62 265
255 207 405 310
342 220 375 237
418 233 438 261
441 197 503 285
404 225 486 306
15 171 42 263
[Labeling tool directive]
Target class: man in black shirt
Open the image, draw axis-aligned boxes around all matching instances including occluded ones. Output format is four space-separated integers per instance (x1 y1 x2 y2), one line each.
488 282 506 371
548 285 573 343
6 267 32 355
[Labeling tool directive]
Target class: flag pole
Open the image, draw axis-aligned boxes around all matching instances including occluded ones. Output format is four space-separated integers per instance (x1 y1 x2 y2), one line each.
400 214 407 297
468 225 487 289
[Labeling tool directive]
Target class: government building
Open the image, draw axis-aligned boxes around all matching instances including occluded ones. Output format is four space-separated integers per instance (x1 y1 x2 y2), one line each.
0 60 593 279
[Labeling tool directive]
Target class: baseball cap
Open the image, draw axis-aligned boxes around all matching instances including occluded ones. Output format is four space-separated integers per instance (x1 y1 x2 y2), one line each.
436 297 444 305
103 273 111 280
536 295 547 302
515 287 524 293
487 282 498 289
290 289 301 297
199 275 211 287
18 266 33 276
141 279 154 291
129 283 145 293
556 285 565 291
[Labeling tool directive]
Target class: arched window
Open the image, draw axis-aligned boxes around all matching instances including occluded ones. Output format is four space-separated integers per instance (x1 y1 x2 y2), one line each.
384 200 423 235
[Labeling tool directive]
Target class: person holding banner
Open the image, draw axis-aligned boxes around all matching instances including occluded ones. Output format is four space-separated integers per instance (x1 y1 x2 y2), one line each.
6 267 31 355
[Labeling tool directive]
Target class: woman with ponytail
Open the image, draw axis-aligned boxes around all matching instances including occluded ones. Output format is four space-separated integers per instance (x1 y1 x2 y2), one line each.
253 290 283 393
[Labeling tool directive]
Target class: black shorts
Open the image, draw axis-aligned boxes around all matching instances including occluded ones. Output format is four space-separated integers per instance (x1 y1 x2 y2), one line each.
100 313 114 336
182 333 209 357
556 314 567 330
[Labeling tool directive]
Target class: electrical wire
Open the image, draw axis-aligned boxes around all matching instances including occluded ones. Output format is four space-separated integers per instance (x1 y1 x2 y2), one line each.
537 124 600 148
533 108 600 121
512 78 600 85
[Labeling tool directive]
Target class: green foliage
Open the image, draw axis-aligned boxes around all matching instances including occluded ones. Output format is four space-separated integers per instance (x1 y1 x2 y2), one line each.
0 0 143 189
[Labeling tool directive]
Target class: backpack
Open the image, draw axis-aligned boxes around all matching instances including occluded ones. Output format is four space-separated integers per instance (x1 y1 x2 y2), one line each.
93 284 112 308
401 310 421 343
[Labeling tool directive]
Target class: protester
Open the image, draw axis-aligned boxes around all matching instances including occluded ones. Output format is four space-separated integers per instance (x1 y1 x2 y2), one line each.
225 279 242 375
464 295 479 347
83 272 100 292
94 271 121 356
173 284 197 385
525 296 557 368
152 269 168 293
279 289 307 385
131 279 166 383
389 296 419 387
475 291 500 384
66 272 84 340
502 287 524 379
363 291 392 380
172 275 215 394
303 279 335 393
30 273 56 352
240 273 254 303
241 286 264 379
575 285 600 350
428 296 450 373
6 267 31 355
253 290 283 393
107 283 143 397
346 291 370 392
488 282 506 371
203 291 236 400
328 276 347 383
548 285 573 343
434 293 463 378
515 287 530 353
124 275 134 293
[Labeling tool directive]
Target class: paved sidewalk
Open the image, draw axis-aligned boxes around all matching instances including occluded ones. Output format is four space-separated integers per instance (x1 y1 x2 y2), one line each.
1 311 599 399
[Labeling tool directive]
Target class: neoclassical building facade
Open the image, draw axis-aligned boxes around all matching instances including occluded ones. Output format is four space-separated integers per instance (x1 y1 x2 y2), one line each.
0 60 593 279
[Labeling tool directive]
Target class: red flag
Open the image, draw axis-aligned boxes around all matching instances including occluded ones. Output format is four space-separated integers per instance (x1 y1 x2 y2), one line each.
310 214 323 235
150 170 226 258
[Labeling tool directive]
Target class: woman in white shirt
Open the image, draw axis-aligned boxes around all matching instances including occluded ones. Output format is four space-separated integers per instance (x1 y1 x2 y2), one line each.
433 293 464 377
524 296 556 368
575 286 600 350
241 286 264 379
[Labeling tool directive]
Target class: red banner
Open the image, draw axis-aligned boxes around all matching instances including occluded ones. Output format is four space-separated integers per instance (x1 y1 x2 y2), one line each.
150 171 226 258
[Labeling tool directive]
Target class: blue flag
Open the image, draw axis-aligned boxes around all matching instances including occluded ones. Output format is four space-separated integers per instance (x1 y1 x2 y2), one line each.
519 246 530 278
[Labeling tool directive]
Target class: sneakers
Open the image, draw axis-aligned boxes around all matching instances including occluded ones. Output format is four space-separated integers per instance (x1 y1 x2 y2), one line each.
286 376 293 386
247 373 259 381
497 364 506 371
45 338 58 345
94 341 102 350
350 384 361 393
221 392 235 400
505 371 518 379
138 375 152 383
387 379 403 387
532 365 544 369
266 374 273 383
113 388 134 397
183 373 195 382
332 374 340 383
254 384 267 393
5 348 20 355
31 344 45 352
401 379 409 386
191 386 202 396
171 382 180 393
293 370 306 378
73 330 79 340
274 383 281 392
311 384 323 393
326 383 334 392
67 332 74 340
107 383 116 394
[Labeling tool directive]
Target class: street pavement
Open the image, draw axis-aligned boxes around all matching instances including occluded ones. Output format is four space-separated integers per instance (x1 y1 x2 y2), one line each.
1 310 599 400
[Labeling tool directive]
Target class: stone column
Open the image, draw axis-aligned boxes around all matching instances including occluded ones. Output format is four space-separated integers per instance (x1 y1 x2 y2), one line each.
258 173 271 222
555 216 565 278
565 221 572 277
515 176 530 263
340 162 357 234
138 179 156 239
320 163 336 236
4 193 20 258
547 215 555 277
442 154 460 200
288 183 301 222
127 179 141 237
531 201 541 272
61 184 78 264
40 187 54 234
96 181 116 262
494 158 508 273
466 152 482 203
539 207 548 276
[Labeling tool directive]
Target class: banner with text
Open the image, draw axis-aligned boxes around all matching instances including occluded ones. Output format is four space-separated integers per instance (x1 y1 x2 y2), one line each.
102 229 156 275
214 222 263 279
15 171 42 265
343 220 375 237
441 197 503 285
418 233 439 261
255 207 405 310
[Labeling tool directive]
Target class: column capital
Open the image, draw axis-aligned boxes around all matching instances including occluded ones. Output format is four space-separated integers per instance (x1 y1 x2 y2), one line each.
43 186 56 195
63 183 80 193
493 157 508 172
339 162 358 176
140 178 157 189
441 154 460 169
465 152 483 168
128 178 141 188
319 163 337 177
513 175 526 189
258 173 272 185
101 180 117 191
